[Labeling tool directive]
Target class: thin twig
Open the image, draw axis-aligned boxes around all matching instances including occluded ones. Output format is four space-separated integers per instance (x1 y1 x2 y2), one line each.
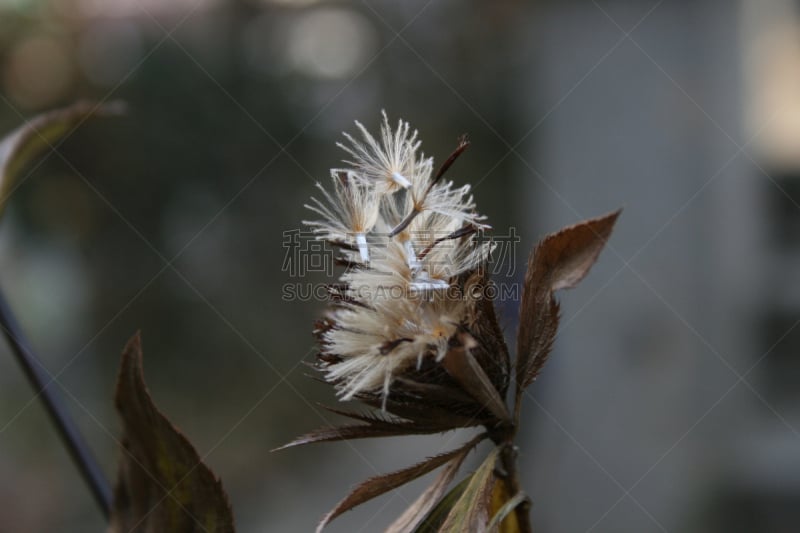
0 287 112 517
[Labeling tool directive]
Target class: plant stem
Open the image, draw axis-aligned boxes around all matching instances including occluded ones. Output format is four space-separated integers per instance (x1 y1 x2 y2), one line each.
0 287 112 518
500 441 532 533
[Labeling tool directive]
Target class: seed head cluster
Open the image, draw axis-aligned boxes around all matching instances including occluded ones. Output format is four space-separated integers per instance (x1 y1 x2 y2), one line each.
303 113 496 407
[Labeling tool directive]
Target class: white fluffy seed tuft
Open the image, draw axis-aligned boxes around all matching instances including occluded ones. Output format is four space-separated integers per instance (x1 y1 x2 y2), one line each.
304 113 493 404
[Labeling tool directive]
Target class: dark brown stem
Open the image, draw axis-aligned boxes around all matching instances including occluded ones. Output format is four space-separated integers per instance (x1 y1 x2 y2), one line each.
389 136 471 238
388 207 421 237
499 441 532 533
417 224 479 262
0 287 112 517
430 135 470 188
513 384 524 427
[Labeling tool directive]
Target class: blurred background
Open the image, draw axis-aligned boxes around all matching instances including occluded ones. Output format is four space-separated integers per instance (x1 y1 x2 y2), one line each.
0 0 798 531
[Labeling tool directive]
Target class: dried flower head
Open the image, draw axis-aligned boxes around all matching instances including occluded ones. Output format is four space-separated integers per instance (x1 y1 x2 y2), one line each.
305 113 496 411
285 112 621 533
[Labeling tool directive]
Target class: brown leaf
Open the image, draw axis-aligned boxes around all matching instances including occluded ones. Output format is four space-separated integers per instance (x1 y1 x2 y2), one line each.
442 332 510 424
515 298 560 398
274 404 461 451
108 332 235 533
385 438 476 533
316 433 487 532
462 269 511 398
390 379 479 407
317 404 420 425
366 399 493 430
528 209 621 292
438 445 500 532
273 422 442 451
0 100 125 216
356 378 498 429
515 210 621 400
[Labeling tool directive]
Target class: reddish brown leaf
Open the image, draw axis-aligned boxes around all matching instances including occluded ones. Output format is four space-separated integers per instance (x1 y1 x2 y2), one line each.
317 403 483 433
390 379 478 407
317 404 413 425
462 269 511 398
515 210 621 405
108 332 235 533
273 421 443 451
516 298 560 395
529 209 621 292
274 404 461 451
442 332 510 424
366 399 493 430
316 433 487 532
385 437 476 533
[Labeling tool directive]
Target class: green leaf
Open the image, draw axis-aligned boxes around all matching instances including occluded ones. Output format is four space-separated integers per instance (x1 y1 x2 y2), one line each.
0 100 125 216
108 332 235 533
438 445 500 532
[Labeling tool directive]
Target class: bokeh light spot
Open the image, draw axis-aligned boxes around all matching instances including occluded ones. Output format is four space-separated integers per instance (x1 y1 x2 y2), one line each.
78 20 143 87
4 35 74 109
286 8 377 79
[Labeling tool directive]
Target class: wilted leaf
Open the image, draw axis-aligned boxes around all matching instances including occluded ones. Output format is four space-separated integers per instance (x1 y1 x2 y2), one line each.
316 433 487 532
487 480 526 533
411 475 472 532
386 435 477 533
0 100 125 215
274 405 458 451
442 332 510 424
317 404 403 424
515 210 621 403
438 445 500 532
273 422 441 451
108 332 235 533
462 269 511 398
364 398 493 430
390 379 478 407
